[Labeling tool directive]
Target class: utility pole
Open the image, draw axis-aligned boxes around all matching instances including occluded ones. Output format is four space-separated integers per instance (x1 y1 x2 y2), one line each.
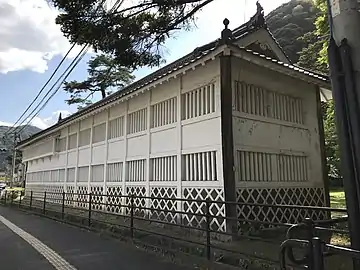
331 0 360 90
11 132 17 187
10 132 21 187
327 0 360 267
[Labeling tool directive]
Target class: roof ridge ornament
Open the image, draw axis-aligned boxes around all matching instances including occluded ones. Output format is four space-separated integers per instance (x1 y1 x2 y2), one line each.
57 113 63 123
248 1 266 29
220 18 233 43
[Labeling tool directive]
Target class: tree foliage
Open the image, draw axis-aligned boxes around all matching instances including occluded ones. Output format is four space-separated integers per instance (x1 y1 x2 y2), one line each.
297 1 341 185
297 0 329 72
323 100 342 183
52 0 215 69
266 0 319 63
63 54 135 110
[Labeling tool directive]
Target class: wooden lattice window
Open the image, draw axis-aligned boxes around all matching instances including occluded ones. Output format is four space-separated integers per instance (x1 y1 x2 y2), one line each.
77 166 89 182
126 159 146 182
127 108 147 134
150 156 177 181
108 116 124 139
234 81 304 124
91 164 104 182
236 150 308 182
181 83 216 120
182 151 217 181
151 97 177 128
67 168 75 183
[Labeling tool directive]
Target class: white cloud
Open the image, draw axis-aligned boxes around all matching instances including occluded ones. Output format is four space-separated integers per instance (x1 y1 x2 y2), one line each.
0 121 14 126
0 110 72 129
26 110 72 129
0 0 83 73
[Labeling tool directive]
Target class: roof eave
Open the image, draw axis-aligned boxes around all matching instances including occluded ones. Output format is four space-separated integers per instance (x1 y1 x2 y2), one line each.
16 45 228 150
230 45 331 89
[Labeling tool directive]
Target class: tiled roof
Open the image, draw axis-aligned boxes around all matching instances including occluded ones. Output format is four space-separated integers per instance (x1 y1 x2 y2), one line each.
241 48 329 82
17 8 330 148
17 45 219 147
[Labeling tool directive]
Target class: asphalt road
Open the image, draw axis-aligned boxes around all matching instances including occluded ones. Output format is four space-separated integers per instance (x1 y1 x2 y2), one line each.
0 206 192 270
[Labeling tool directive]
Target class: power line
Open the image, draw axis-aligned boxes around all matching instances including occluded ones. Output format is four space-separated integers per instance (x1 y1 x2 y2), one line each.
14 47 90 135
9 0 124 135
5 44 76 134
13 46 90 135
5 0 115 136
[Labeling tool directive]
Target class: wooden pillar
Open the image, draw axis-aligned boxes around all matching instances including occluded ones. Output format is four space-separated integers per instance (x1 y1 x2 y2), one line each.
220 51 237 235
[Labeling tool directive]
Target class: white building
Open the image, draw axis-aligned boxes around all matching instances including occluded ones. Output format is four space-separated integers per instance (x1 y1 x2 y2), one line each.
17 8 332 231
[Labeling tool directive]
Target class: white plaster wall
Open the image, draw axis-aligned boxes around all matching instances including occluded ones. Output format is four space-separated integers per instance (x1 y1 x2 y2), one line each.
231 58 323 188
23 57 225 195
151 79 177 104
182 117 221 151
60 127 68 137
67 151 77 167
127 135 148 157
107 140 125 161
92 144 106 164
78 147 91 166
109 102 126 119
93 110 107 125
150 127 177 154
80 117 93 130
128 91 149 113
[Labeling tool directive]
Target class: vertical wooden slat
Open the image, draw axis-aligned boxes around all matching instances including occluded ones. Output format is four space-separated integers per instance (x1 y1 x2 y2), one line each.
185 92 192 119
189 154 193 181
169 157 173 181
200 152 205 181
211 84 216 113
239 82 244 113
206 152 211 181
239 151 244 181
160 101 164 126
297 156 301 182
244 152 249 181
209 151 215 181
258 153 264 182
164 100 168 125
159 157 163 181
165 156 169 180
192 153 197 181
156 158 159 181
156 102 160 127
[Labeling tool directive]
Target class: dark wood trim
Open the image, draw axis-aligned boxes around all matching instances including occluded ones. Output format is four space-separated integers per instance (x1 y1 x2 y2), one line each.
220 53 237 234
316 86 331 207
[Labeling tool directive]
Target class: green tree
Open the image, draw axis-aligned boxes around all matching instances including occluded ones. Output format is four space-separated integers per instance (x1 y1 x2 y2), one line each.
52 0 215 69
64 54 135 110
266 0 320 63
324 100 342 185
297 0 329 72
297 1 343 185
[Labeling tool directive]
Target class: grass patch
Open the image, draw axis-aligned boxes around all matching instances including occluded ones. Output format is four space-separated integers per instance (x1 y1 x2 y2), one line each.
330 188 346 209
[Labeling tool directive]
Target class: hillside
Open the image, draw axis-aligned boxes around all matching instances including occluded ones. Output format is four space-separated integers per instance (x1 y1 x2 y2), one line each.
266 0 319 63
0 125 41 171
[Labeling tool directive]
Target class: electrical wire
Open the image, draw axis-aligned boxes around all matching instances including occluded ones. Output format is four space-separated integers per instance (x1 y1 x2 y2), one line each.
5 0 115 136
10 0 124 134
13 46 90 135
5 44 76 134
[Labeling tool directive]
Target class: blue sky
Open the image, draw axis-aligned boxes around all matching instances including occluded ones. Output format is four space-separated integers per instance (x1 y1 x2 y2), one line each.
0 0 289 129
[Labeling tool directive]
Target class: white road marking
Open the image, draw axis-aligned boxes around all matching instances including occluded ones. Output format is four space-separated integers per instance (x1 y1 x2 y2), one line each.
0 215 76 270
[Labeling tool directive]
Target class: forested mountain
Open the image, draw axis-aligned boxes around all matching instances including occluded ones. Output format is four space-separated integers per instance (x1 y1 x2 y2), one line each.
0 125 41 171
266 0 319 63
